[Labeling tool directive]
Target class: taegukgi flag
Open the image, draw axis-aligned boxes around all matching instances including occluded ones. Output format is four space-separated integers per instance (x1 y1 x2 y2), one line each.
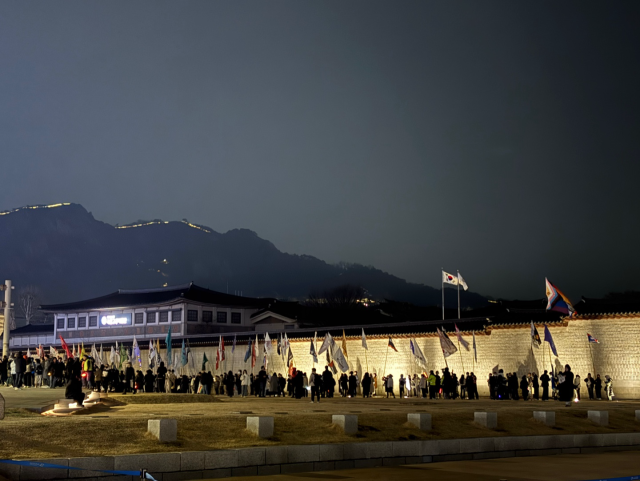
442 271 459 286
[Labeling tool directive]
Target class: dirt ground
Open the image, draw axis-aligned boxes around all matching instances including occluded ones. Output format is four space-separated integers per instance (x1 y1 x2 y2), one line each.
1 393 638 460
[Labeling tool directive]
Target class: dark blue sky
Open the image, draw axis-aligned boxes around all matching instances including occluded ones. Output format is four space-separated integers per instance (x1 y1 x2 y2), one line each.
1 2 638 300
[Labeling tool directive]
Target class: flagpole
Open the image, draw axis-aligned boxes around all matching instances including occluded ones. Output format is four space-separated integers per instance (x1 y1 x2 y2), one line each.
383 344 389 379
441 268 445 321
457 270 461 320
456 339 465 373
588 336 595 375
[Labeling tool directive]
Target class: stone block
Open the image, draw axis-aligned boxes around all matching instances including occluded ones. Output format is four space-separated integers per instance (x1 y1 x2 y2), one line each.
246 416 274 438
437 439 461 455
319 444 344 461
588 411 609 426
314 461 336 471
148 419 177 443
343 443 368 460
332 414 358 435
204 450 239 470
287 445 319 463
555 435 576 449
407 413 432 431
533 411 556 427
392 441 420 457
382 457 406 467
164 472 203 481
616 433 634 446
265 446 288 465
237 448 265 466
602 433 618 446
180 451 205 471
68 456 115 478
0 460 20 481
354 459 382 469
147 452 181 473
201 468 231 478
258 465 281 476
20 459 69 480
636 410 640 422
114 454 147 472
368 442 392 459
334 460 355 470
422 455 433 463
231 466 257 476
280 462 314 474
420 440 439 456
474 412 497 429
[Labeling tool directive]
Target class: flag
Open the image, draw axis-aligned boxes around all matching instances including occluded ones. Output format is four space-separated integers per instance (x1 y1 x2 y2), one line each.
26 348 31 358
472 331 478 363
59 335 71 359
410 339 427 367
156 338 162 364
181 339 187 367
361 328 368 350
264 332 272 354
50 346 58 357
544 324 558 357
91 344 99 363
545 278 576 317
437 328 458 358
80 342 86 359
38 344 44 359
202 352 209 371
72 344 77 358
99 344 104 365
587 333 600 344
388 337 398 352
232 335 236 353
455 324 470 351
310 336 318 364
119 343 127 368
244 340 252 363
109 345 116 366
531 321 542 347
215 348 220 370
220 336 225 362
331 344 349 372
458 272 469 291
442 270 459 286
283 333 290 359
148 340 156 368
277 334 282 356
341 330 348 358
133 337 141 367
318 333 334 355
252 334 258 368
165 326 172 362
287 345 294 365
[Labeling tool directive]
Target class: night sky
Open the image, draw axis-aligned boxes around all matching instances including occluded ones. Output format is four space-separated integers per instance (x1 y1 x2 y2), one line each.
1 2 639 300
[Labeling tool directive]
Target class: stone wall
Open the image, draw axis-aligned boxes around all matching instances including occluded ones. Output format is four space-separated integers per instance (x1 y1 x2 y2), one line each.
103 314 640 399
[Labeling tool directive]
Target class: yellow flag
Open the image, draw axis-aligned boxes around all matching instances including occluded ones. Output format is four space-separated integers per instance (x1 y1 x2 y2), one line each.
342 330 348 358
81 342 85 358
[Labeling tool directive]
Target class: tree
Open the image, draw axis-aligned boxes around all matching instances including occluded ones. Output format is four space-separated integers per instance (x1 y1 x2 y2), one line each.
18 285 40 325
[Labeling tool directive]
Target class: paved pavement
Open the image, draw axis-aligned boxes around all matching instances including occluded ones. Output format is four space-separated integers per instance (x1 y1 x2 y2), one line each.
0 386 61 409
212 451 640 481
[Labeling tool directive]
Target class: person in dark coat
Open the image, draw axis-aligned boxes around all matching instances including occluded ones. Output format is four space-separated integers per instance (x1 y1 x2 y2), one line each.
594 374 603 400
322 367 335 398
520 375 529 401
559 364 575 406
65 377 85 406
532 373 540 400
540 370 550 400
144 370 155 393
156 362 167 393
294 371 304 399
362 373 371 398
226 370 235 397
134 370 144 393
348 372 357 397
123 363 135 394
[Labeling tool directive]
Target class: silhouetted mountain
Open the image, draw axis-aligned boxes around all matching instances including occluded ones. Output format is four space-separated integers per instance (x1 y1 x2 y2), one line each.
0 203 487 307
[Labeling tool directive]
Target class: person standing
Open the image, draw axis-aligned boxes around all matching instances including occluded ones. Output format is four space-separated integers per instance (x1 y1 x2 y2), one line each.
532 373 540 400
362 373 371 398
540 370 550 401
460 373 466 400
310 368 321 403
594 374 602 400
520 375 529 401
398 374 405 398
585 373 595 400
559 364 575 407
385 374 395 398
428 371 436 399
573 374 581 401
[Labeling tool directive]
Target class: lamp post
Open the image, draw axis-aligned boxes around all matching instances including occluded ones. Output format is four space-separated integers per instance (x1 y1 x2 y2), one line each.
2 280 13 358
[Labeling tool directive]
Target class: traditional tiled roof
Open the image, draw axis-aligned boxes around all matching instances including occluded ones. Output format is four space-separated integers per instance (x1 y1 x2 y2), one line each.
40 283 275 311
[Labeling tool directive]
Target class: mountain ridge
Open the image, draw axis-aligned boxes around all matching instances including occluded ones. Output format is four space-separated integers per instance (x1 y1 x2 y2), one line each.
0 203 487 308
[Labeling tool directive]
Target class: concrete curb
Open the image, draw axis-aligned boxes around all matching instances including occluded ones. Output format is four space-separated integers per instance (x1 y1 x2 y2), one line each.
3 433 640 480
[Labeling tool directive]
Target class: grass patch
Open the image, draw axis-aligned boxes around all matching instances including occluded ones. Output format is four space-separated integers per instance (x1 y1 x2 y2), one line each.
110 394 221 404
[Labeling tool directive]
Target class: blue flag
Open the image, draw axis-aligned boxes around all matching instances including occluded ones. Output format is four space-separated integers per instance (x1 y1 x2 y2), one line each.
587 333 600 344
165 326 172 363
244 340 252 363
544 325 558 357
181 339 187 367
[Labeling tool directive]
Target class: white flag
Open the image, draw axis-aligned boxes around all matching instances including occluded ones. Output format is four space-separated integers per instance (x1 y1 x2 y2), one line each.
318 332 335 355
264 332 272 354
437 328 458 358
91 344 99 362
458 272 469 291
109 345 116 365
455 324 470 351
99 344 104 365
472 331 478 363
50 346 58 356
442 270 459 286
361 328 368 350
412 339 427 366
331 343 350 372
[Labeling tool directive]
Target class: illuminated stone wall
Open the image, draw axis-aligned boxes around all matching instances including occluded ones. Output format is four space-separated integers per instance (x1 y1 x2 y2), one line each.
106 314 640 399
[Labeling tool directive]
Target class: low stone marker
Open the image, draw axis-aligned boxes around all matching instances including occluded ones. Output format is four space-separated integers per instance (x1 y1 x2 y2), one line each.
588 411 609 426
247 416 274 438
533 411 555 427
148 419 177 443
474 412 497 429
407 413 432 431
332 414 358 435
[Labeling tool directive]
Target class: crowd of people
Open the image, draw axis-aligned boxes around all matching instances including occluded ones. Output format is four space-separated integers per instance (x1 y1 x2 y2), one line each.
1 351 615 407
488 365 615 405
